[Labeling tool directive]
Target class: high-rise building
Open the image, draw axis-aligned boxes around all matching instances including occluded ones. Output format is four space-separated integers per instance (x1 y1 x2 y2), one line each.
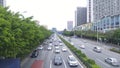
93 0 120 32
67 21 73 31
52 28 57 33
0 0 6 7
75 7 87 26
87 0 93 23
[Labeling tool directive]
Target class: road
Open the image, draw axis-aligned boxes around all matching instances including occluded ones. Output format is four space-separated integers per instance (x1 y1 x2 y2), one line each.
64 37 120 68
21 34 83 68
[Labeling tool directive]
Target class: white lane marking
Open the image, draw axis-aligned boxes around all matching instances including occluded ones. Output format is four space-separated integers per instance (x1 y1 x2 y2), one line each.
63 59 67 68
50 60 52 68
96 59 111 68
61 50 67 68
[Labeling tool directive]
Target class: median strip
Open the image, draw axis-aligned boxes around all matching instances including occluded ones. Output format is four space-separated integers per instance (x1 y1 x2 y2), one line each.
59 36 101 68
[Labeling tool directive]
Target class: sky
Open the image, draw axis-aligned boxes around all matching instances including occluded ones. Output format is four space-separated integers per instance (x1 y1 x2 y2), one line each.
6 0 87 31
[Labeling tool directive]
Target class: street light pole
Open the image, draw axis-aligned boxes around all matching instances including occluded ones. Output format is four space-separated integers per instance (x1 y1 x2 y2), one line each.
96 24 98 43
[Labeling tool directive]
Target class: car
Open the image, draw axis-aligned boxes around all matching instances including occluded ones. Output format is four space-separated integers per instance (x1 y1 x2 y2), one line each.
53 55 62 65
47 46 52 50
79 45 85 49
55 49 60 53
37 46 43 50
105 58 119 67
49 43 52 46
67 55 78 67
93 46 101 53
59 43 63 46
30 50 39 58
55 46 59 49
62 47 67 52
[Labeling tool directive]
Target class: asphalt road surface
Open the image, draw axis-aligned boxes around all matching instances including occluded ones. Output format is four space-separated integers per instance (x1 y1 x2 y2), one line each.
64 37 120 68
21 34 83 68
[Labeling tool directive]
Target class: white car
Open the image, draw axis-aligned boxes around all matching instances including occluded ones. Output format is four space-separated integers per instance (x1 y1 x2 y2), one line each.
55 46 59 49
79 45 85 49
67 55 78 67
47 47 52 50
49 43 52 46
62 47 67 52
55 49 60 53
59 43 63 46
37 46 43 50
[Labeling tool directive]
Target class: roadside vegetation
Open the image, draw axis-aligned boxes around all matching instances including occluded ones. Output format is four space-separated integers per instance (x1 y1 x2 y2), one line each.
59 36 100 68
110 48 120 54
63 29 120 54
63 29 120 45
0 6 52 59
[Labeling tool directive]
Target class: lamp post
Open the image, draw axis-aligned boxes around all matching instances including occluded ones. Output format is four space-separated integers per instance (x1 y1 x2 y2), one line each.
95 24 98 43
97 26 98 43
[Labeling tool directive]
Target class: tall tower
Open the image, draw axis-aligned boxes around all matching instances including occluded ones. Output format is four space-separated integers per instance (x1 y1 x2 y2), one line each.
87 0 93 23
0 0 6 7
67 21 73 31
75 7 87 26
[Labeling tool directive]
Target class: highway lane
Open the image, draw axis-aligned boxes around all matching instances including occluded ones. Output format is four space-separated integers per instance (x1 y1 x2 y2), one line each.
65 37 120 68
22 34 84 68
49 37 83 68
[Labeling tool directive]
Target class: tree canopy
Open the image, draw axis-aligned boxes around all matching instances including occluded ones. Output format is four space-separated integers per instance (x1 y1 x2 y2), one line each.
0 6 52 58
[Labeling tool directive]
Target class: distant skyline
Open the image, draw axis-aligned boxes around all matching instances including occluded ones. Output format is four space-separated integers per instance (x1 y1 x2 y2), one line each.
6 0 87 30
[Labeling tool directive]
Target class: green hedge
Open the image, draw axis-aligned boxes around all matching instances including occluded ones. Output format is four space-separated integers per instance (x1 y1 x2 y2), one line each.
59 36 100 68
110 48 120 54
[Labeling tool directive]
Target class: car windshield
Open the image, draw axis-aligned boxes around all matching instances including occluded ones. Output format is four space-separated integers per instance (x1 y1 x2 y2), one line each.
70 57 76 61
55 57 61 60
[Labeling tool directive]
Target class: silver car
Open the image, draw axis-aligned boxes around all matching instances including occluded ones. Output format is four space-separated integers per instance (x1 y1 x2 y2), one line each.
105 58 119 67
67 55 78 67
93 46 101 53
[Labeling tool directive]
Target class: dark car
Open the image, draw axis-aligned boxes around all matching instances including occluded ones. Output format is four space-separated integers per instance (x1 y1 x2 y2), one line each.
30 50 39 58
105 58 119 67
53 55 62 65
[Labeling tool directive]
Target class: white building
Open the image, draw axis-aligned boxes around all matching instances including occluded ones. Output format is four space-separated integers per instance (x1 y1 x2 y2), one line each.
87 0 93 23
75 7 87 26
92 0 120 32
67 21 73 31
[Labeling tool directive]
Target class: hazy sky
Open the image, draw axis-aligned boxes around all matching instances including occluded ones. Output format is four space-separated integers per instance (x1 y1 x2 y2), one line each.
6 0 87 30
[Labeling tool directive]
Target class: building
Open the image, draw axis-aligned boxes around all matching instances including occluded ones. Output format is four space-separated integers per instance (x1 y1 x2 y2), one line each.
75 7 87 26
87 0 93 23
74 23 93 31
0 0 6 7
52 28 57 33
67 21 73 31
93 0 120 32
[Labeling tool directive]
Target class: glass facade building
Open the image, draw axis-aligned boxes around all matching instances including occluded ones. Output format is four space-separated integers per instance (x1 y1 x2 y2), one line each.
92 0 120 32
